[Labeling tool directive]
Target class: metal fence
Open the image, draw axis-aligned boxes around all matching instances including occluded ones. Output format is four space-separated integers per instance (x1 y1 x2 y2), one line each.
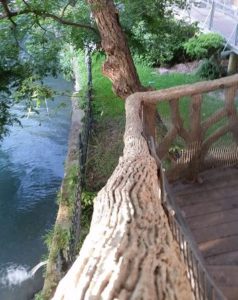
68 48 93 265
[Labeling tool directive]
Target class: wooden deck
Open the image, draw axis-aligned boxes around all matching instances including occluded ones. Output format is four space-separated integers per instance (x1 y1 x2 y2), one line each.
171 166 238 300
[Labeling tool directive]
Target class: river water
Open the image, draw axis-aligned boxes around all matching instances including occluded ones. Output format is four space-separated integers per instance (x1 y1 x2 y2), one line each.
0 77 72 300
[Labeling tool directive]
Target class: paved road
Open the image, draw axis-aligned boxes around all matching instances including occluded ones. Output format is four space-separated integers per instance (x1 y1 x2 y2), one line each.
177 1 238 53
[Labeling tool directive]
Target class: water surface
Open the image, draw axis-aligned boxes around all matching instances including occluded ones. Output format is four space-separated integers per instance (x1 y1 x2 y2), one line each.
0 77 72 300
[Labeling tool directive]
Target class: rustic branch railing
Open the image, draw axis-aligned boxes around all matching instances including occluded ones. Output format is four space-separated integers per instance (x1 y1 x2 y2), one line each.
52 75 238 300
152 75 238 181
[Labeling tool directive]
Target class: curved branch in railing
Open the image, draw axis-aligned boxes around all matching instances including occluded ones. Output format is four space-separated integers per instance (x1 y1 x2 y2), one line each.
202 108 227 133
52 75 238 299
169 99 190 143
52 93 193 300
157 127 178 159
202 124 230 153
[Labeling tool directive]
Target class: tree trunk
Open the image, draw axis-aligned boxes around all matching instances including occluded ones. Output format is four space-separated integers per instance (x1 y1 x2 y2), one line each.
88 0 144 99
88 0 156 140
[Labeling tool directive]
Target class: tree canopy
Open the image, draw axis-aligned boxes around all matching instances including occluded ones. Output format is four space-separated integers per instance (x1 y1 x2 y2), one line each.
0 0 192 138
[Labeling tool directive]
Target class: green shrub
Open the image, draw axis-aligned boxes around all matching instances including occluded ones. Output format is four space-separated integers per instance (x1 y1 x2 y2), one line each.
131 19 198 66
196 58 223 79
183 33 224 59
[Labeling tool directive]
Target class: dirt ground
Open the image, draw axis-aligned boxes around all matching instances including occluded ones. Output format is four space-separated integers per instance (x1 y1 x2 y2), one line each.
156 61 201 75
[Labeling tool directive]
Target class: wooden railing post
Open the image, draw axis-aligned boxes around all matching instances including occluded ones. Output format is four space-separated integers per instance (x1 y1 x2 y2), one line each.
225 86 238 143
187 94 203 180
142 102 156 141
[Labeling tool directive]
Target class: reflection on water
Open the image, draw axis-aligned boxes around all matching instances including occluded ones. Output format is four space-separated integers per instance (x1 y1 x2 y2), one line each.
0 77 72 299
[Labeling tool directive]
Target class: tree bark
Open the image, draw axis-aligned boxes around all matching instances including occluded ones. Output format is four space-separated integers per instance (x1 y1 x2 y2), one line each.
52 94 194 300
87 0 156 140
87 0 144 99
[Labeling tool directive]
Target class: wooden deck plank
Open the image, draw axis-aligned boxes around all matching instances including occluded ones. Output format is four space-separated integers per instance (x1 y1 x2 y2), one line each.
181 196 238 218
218 287 238 300
207 265 238 286
206 250 238 265
176 182 238 199
193 221 238 243
199 236 238 257
171 166 238 300
187 208 238 230
172 167 238 193
176 184 238 207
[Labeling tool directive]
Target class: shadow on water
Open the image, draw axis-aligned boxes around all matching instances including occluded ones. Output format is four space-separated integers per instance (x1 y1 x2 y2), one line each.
0 76 72 299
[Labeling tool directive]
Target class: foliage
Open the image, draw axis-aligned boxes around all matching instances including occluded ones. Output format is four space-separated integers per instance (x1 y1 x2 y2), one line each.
34 292 44 300
117 0 197 66
131 19 198 66
196 58 224 79
0 0 199 137
0 98 21 140
184 33 224 59
91 55 124 119
0 0 96 139
77 191 96 249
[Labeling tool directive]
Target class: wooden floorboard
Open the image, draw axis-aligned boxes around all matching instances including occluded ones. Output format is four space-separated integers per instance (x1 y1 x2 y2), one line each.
206 250 238 265
176 184 238 207
172 166 238 193
171 166 238 300
193 221 238 243
187 207 238 230
207 265 238 286
218 287 238 300
199 235 238 257
181 196 238 218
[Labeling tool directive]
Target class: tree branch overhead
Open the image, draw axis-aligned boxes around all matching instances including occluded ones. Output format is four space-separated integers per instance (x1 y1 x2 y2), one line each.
0 1 98 33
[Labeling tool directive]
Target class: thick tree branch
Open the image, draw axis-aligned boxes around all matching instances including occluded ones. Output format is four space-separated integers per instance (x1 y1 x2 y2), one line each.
87 0 144 98
0 3 98 34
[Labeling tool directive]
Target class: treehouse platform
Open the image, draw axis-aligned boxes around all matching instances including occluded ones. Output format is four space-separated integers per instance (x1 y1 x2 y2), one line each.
171 166 238 300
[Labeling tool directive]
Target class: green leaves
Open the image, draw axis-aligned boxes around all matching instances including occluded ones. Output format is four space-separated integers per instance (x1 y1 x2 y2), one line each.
0 98 21 140
131 19 198 66
183 33 225 59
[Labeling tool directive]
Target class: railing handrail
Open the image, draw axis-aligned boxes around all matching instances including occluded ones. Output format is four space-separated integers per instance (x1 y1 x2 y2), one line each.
124 76 238 299
127 74 238 105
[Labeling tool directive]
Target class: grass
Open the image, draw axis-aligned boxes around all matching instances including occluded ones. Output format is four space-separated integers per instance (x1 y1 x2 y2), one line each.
85 56 202 192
